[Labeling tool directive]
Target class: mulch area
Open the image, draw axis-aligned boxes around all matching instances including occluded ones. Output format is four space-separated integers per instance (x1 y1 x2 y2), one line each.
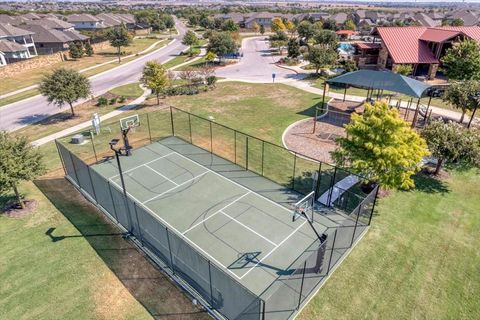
283 99 361 163
1 200 38 218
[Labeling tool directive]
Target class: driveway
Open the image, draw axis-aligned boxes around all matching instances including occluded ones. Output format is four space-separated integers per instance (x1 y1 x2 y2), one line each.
215 37 298 83
0 18 188 132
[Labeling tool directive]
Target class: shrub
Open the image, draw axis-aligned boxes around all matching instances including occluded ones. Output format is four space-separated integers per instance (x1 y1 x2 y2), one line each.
118 96 126 103
109 97 117 105
97 96 108 106
206 75 217 86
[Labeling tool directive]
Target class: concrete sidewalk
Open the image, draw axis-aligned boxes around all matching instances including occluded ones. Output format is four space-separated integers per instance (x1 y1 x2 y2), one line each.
32 86 151 147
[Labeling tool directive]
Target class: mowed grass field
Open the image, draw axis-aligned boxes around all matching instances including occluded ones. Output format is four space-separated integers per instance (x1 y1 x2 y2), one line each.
1 82 479 319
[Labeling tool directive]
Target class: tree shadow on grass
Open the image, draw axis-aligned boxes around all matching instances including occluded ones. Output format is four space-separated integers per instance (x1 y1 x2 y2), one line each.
411 173 450 194
34 177 209 320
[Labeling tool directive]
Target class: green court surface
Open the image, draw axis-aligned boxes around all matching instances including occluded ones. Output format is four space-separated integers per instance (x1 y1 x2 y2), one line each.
91 137 340 296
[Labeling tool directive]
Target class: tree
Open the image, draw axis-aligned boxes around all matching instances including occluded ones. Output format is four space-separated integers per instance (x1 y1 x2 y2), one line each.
441 39 480 80
0 132 45 209
285 20 296 35
451 18 464 26
287 38 300 58
207 32 238 59
322 19 338 31
306 46 338 74
182 30 199 56
39 68 91 117
259 24 265 35
84 42 94 56
252 21 260 34
297 21 315 45
271 17 286 33
421 120 480 174
221 19 239 32
313 30 338 48
140 61 169 105
443 80 480 123
106 24 132 63
395 64 413 76
332 101 429 190
205 51 217 64
69 42 83 59
344 19 356 31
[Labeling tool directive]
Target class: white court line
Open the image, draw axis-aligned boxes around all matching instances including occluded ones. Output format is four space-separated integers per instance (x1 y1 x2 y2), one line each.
182 192 252 235
239 220 308 280
108 152 174 179
145 164 179 186
219 210 278 246
142 170 209 204
171 151 293 215
109 179 240 278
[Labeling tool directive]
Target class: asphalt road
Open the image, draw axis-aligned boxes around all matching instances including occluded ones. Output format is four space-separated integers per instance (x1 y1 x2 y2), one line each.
215 36 297 83
0 18 188 132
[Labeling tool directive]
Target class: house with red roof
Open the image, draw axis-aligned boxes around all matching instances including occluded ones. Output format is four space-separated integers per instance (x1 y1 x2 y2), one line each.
371 26 480 79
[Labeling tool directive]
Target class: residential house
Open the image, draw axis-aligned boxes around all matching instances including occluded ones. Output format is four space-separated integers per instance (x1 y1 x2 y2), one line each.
0 23 37 59
330 12 349 25
413 13 441 27
96 13 135 29
446 10 479 27
23 24 89 54
67 14 106 30
371 26 480 79
22 17 75 31
0 39 31 64
244 12 278 29
293 12 329 23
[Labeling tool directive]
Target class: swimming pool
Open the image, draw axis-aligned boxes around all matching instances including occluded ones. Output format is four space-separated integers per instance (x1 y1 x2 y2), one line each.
338 42 355 55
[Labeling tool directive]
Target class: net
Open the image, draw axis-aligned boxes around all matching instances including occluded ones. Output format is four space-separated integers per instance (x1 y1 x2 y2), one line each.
293 191 315 223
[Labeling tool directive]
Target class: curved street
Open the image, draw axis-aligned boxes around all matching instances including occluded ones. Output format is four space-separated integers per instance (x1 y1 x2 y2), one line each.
0 18 188 132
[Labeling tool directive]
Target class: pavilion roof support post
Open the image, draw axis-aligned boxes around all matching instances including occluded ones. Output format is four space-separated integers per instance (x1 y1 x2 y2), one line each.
424 95 433 122
411 97 421 128
313 81 327 133
343 84 347 102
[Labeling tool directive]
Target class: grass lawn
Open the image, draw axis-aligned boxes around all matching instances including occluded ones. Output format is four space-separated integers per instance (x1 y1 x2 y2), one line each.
108 82 143 97
0 38 167 96
164 82 321 143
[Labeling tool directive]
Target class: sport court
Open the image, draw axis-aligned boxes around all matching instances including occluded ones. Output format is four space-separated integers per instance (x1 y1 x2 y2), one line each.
91 137 334 295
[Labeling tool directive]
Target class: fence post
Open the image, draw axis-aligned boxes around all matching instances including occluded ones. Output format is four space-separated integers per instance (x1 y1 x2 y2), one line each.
54 140 67 176
209 121 213 152
107 181 119 221
188 113 193 143
315 162 322 200
90 131 98 163
350 205 362 247
327 167 338 206
169 106 175 136
87 167 98 202
326 229 337 274
146 113 152 143
166 228 175 274
261 141 265 176
261 299 266 320
208 260 214 307
297 261 307 310
69 153 81 188
292 153 297 190
246 136 249 170
368 185 380 226
234 130 237 164
133 203 144 245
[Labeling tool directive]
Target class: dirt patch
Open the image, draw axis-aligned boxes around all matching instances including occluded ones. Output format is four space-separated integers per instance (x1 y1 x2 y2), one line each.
1 199 38 218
